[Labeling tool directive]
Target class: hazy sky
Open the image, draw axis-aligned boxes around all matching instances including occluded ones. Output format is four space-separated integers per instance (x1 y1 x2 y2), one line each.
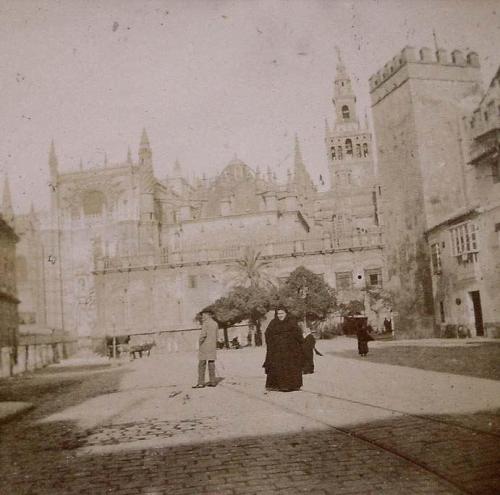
1 0 499 213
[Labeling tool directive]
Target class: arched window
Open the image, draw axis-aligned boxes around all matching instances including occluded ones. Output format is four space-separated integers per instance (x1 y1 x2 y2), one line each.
356 144 361 157
342 105 350 120
345 139 353 156
363 143 369 157
337 146 343 160
331 147 336 160
82 190 106 217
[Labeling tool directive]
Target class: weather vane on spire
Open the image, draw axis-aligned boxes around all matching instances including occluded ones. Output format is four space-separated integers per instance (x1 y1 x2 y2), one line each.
432 29 439 52
335 45 344 66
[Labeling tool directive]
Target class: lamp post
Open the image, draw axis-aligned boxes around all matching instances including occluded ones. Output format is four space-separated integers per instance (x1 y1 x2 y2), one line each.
111 319 117 360
298 286 309 331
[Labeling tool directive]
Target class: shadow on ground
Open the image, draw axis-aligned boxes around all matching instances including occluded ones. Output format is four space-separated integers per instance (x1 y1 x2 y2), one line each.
1 403 499 495
0 362 130 413
329 341 500 381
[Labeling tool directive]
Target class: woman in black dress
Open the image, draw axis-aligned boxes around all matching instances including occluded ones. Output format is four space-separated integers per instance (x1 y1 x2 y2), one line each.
263 308 304 391
356 321 374 357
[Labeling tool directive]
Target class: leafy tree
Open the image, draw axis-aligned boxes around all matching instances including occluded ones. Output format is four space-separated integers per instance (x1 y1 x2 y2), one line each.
363 287 393 316
230 285 271 345
362 287 393 325
338 299 365 317
277 266 336 326
203 286 272 348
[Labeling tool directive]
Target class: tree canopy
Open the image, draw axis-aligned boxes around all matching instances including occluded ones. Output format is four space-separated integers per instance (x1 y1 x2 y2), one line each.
277 266 336 322
204 285 271 328
199 266 337 346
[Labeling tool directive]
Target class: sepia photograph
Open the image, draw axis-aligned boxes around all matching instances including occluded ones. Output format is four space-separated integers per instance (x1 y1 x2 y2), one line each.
0 0 499 493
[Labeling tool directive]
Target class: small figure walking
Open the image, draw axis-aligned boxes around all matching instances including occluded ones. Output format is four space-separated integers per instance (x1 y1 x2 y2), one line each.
302 326 322 374
356 321 374 357
383 317 392 334
193 310 219 388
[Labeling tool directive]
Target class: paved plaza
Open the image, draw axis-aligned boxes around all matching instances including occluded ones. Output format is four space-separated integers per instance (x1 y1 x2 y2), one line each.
1 337 499 494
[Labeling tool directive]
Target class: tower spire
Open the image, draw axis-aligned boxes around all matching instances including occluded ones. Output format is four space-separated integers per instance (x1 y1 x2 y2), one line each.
332 48 358 128
335 46 344 68
49 140 59 181
138 128 152 167
140 128 150 148
1 174 14 225
294 134 305 175
432 28 439 52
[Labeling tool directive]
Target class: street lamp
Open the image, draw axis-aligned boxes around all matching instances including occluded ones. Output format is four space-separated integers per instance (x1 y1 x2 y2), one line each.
298 286 309 331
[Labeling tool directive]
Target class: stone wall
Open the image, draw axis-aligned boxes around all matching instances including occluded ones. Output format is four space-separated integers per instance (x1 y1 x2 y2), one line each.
0 339 78 379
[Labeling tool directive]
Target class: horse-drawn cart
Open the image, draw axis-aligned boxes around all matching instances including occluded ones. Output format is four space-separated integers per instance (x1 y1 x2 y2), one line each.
105 335 156 360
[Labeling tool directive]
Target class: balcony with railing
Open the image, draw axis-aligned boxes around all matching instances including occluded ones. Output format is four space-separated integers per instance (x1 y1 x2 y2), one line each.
95 231 384 272
468 102 500 165
469 129 500 166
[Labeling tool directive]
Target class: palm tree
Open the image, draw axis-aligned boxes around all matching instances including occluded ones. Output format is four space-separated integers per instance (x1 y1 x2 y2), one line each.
229 246 275 289
227 246 275 346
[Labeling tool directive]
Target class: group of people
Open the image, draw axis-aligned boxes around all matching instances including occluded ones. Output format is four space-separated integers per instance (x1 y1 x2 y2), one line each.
193 307 323 391
263 308 323 392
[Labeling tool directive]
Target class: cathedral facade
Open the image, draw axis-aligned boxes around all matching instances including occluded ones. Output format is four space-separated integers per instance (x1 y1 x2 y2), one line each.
5 58 384 349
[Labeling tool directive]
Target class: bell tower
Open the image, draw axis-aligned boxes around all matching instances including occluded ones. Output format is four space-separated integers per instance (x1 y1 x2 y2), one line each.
324 48 378 235
137 129 159 251
333 47 358 128
326 48 374 190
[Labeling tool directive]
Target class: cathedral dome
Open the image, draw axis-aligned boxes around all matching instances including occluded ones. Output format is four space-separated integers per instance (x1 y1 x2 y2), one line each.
218 155 254 182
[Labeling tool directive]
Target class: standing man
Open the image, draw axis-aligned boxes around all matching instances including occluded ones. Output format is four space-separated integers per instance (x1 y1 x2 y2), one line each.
193 310 218 388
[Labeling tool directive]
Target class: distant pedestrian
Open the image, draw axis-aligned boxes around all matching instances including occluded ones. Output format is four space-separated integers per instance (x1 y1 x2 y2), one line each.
302 326 322 374
356 321 374 357
255 328 263 347
193 310 219 388
383 317 392 334
263 308 304 392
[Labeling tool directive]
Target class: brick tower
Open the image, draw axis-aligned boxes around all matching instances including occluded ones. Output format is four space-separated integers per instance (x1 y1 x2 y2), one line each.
369 46 483 336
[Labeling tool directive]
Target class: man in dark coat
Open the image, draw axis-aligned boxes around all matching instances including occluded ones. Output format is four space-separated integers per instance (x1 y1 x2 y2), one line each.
263 308 304 391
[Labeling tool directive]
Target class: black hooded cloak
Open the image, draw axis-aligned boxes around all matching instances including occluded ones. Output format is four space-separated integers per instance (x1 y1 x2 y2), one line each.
263 315 304 391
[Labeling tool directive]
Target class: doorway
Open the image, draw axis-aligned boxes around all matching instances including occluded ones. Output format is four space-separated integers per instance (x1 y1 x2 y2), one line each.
469 291 484 336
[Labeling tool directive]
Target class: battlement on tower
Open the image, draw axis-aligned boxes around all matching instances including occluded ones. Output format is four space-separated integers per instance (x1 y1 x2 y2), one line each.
369 46 481 104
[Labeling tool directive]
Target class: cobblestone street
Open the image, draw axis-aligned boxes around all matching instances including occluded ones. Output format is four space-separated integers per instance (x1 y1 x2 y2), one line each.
1 338 499 494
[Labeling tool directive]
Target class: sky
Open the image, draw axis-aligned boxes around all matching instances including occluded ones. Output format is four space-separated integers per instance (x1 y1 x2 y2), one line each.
1 0 499 213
